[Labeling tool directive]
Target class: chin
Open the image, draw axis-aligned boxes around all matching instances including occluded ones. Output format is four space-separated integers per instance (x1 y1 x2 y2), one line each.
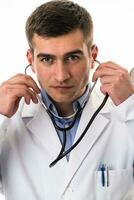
51 96 73 104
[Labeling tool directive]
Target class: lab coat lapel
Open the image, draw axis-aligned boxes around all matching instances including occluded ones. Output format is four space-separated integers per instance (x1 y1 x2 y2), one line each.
22 103 65 163
62 93 110 190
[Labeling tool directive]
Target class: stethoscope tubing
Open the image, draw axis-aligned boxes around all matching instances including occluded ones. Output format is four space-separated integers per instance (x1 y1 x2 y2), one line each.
49 93 109 167
46 103 84 131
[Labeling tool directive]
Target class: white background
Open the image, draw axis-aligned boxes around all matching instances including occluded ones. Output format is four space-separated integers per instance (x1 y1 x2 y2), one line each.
0 0 134 84
0 0 134 199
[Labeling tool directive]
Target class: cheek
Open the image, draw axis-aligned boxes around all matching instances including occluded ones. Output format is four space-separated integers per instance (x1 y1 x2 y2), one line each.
75 66 89 82
32 63 53 89
37 74 49 90
34 66 49 79
38 72 50 85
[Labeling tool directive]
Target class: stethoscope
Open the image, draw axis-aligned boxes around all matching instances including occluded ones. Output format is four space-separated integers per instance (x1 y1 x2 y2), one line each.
24 60 109 167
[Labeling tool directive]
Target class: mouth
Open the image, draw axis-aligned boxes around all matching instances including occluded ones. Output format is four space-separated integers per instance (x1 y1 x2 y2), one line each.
51 85 74 91
54 86 73 88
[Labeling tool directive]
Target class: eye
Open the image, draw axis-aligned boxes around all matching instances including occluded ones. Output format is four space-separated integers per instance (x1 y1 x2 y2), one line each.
41 55 54 65
65 54 80 63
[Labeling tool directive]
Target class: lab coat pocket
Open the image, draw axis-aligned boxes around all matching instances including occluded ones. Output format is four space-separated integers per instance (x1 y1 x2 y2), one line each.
95 168 134 200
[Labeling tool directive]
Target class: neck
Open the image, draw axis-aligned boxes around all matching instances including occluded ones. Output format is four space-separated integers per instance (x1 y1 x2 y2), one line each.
54 102 74 117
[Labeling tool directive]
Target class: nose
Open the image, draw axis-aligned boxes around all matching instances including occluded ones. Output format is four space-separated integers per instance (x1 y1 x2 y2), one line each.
54 62 70 83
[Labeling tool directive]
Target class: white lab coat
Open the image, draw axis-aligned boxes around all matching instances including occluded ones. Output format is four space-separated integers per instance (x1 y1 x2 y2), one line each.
0 91 134 200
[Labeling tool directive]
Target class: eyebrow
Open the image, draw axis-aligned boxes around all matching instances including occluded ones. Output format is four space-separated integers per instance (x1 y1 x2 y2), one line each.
36 49 84 59
64 49 84 57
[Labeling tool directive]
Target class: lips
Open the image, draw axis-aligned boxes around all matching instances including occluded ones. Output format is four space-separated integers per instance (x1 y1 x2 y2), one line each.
51 84 74 88
51 85 74 91
54 86 73 88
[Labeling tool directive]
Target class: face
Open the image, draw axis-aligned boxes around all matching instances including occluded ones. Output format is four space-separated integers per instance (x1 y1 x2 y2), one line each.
27 29 97 106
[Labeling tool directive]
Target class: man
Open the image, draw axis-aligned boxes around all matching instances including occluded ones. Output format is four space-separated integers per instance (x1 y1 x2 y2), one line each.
0 0 134 199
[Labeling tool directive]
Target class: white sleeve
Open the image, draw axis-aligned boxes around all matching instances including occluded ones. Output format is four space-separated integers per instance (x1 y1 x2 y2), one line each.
111 93 134 141
0 114 11 195
111 93 134 122
0 114 11 143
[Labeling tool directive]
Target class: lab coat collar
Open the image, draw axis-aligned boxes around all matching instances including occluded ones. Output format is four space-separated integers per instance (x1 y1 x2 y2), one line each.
21 89 114 118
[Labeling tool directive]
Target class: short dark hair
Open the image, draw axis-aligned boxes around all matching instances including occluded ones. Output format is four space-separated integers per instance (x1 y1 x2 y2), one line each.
25 0 93 51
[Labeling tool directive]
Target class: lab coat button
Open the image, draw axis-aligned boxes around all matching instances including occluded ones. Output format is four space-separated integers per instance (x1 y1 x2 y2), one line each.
63 187 74 200
67 187 74 193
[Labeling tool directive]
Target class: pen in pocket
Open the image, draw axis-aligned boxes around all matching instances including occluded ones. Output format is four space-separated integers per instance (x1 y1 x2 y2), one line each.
98 164 110 187
106 165 109 187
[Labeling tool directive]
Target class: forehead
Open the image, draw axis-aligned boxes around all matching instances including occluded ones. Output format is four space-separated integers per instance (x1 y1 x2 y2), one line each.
32 29 88 55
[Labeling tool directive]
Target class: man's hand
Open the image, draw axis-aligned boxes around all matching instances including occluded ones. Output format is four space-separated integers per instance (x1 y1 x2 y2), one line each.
92 61 134 105
0 74 40 117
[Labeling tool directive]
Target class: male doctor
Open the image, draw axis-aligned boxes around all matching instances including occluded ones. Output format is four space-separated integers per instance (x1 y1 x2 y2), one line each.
0 0 134 199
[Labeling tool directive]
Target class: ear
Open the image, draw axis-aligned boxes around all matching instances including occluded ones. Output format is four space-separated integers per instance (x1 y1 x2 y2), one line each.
90 45 98 69
26 49 35 73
